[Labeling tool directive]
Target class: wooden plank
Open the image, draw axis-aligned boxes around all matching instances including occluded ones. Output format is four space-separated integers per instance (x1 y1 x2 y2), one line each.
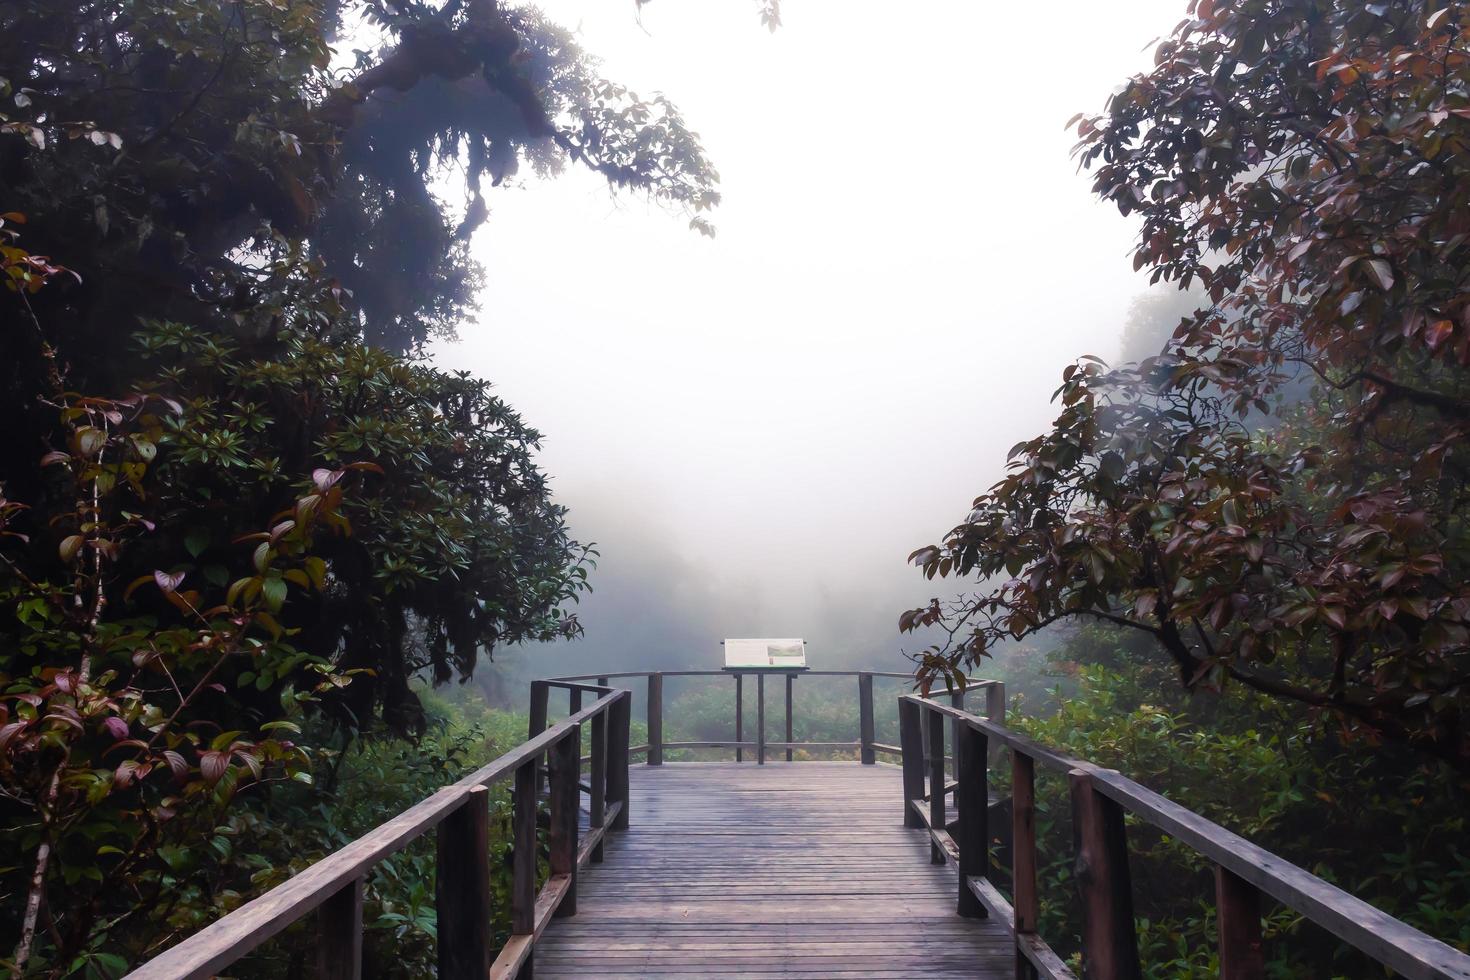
608 691 630 831
1217 864 1265 980
512 759 538 936
1068 768 1141 980
735 673 743 763
316 877 362 980
897 699 925 829
437 785 491 980
786 673 795 762
757 672 766 765
589 708 607 864
489 875 573 980
968 877 1075 980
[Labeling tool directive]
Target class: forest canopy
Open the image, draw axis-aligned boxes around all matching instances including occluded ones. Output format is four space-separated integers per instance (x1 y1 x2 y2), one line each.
906 0 1470 772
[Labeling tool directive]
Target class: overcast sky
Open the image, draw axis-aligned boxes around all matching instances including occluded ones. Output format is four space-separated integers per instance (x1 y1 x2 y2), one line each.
433 0 1187 678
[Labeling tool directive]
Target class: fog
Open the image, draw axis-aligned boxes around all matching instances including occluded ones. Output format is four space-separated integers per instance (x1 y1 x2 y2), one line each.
432 0 1186 680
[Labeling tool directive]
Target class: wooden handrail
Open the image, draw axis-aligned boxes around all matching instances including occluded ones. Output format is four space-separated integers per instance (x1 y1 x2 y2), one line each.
898 694 1470 980
543 669 1003 767
126 686 633 980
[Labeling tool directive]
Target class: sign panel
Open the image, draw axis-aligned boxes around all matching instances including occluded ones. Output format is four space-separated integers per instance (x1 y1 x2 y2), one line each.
723 638 807 669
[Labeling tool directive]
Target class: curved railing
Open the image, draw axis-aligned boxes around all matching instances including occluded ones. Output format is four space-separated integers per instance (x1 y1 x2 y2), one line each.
538 668 1006 764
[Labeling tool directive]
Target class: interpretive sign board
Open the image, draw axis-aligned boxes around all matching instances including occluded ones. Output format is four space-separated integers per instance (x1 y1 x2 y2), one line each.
723 638 807 670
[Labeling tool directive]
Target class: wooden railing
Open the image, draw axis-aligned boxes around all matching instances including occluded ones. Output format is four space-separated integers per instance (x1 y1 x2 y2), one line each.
898 694 1470 980
545 669 1006 765
125 681 632 980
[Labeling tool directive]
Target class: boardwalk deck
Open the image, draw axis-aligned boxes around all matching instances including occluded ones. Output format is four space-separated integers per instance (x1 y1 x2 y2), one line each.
534 762 1011 978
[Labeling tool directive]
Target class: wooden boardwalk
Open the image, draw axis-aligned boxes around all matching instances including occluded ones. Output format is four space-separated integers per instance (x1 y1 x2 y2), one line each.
534 762 1011 978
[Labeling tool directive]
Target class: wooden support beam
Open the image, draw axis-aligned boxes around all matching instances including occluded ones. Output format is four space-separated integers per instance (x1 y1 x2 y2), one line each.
898 698 925 829
549 731 579 917
589 708 606 864
735 673 744 763
528 680 549 796
316 877 362 980
436 786 491 980
757 673 766 765
511 758 538 940
1216 865 1265 979
1013 751 1040 980
646 673 663 766
956 723 988 918
785 672 795 762
1069 768 1141 980
608 692 630 831
858 672 875 765
928 707 946 865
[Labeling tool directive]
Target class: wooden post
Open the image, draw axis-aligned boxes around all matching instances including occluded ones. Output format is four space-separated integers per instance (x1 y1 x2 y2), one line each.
735 673 744 763
597 675 608 688
647 673 663 767
785 672 795 762
1216 865 1265 979
898 698 925 828
608 691 631 831
316 877 362 980
1069 769 1141 980
757 672 766 765
927 706 946 864
858 672 875 765
511 758 538 976
985 681 1006 766
590 706 607 863
436 786 491 980
956 722 988 918
550 731 579 917
949 687 966 778
529 680 549 795
1013 752 1039 980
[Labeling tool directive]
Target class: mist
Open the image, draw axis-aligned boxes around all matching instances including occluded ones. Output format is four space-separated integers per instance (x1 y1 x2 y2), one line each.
432 0 1186 681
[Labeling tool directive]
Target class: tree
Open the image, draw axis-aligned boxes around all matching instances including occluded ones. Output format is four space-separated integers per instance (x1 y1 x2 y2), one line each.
904 0 1470 772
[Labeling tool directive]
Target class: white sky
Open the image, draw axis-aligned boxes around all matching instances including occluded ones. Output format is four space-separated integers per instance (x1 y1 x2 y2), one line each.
432 0 1188 675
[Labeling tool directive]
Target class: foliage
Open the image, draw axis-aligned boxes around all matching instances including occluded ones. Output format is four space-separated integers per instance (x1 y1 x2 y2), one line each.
905 0 1470 771
995 652 1470 975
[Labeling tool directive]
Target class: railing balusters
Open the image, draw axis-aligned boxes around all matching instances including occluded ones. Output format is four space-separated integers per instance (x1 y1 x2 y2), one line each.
1069 768 1141 980
898 697 925 828
858 672 875 765
609 691 631 831
316 877 362 980
437 786 491 980
590 707 607 863
1216 865 1265 979
646 673 663 767
550 730 580 917
785 673 795 762
1012 751 1039 980
757 673 766 765
956 722 988 918
927 706 947 864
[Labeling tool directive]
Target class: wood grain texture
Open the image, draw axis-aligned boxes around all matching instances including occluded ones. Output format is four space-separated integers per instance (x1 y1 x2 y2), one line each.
531 762 1012 977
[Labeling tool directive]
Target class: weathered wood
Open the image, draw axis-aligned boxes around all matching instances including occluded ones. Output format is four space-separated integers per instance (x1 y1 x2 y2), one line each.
512 759 538 937
968 877 1076 980
858 672 876 765
956 723 988 918
786 672 795 762
647 673 663 767
985 681 1006 766
316 877 362 980
950 687 966 778
735 673 744 763
927 707 946 865
1216 865 1265 980
1068 768 1141 980
550 731 580 917
898 698 925 829
589 709 607 863
757 672 766 765
608 691 630 831
1013 750 1040 980
437 785 491 980
529 679 550 796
